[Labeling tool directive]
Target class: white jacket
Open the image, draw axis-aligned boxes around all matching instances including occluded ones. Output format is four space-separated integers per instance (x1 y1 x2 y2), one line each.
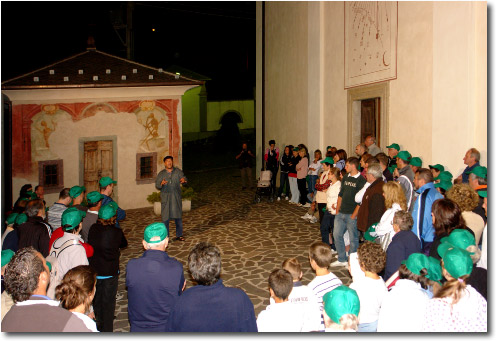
50 232 88 279
325 181 341 214
374 203 403 237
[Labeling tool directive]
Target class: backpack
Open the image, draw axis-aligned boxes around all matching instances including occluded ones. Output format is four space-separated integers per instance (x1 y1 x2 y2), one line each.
46 238 82 299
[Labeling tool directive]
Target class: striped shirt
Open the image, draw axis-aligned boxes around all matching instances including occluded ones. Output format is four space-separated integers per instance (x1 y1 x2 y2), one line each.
308 272 343 330
47 203 67 231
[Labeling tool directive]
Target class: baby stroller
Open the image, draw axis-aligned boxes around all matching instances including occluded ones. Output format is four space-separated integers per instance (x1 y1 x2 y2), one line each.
254 170 274 203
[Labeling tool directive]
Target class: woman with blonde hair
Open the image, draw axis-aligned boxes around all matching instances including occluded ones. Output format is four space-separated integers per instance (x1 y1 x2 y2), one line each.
372 182 407 250
446 184 485 245
56 265 98 332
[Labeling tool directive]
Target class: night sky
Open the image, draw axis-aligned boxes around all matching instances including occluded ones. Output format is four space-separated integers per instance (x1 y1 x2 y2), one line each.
1 1 256 100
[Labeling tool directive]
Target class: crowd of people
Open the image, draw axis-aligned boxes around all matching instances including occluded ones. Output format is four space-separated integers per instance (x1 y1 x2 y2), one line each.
1 137 488 332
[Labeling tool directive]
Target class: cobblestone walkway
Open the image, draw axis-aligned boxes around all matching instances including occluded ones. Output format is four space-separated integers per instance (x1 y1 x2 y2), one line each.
113 168 352 332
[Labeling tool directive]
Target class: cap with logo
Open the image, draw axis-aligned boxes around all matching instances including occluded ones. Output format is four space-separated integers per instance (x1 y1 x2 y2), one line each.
144 222 168 243
87 191 103 204
98 203 117 220
386 143 400 151
440 247 473 279
410 157 422 167
402 253 429 275
397 150 412 162
61 207 86 230
436 171 453 182
429 164 445 172
69 185 86 199
99 176 117 188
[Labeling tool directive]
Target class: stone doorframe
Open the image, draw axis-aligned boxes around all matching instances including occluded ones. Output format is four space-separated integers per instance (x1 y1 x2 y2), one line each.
347 82 390 154
78 135 118 202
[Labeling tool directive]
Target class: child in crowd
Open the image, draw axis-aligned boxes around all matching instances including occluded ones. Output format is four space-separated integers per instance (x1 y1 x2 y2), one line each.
322 286 360 332
349 242 387 332
383 210 421 281
377 253 436 332
296 148 309 206
307 150 323 203
307 242 343 331
257 269 309 332
423 247 487 332
268 258 322 332
277 146 292 201
288 147 300 205
319 166 341 249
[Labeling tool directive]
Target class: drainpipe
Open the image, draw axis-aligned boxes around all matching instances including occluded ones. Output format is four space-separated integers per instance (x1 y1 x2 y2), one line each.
261 1 266 171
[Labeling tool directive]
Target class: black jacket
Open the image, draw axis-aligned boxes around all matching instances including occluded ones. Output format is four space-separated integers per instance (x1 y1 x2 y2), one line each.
88 223 128 276
279 153 292 173
17 216 51 257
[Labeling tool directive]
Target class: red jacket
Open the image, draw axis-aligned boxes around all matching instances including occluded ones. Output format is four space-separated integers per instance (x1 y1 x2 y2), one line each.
49 227 94 258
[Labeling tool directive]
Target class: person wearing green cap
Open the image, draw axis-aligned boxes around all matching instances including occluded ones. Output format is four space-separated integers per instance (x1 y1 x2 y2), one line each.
322 286 360 332
2 214 18 247
393 150 415 211
156 156 188 241
428 164 444 180
47 188 72 231
87 202 128 332
468 166 487 223
434 180 452 195
386 143 400 171
2 213 28 253
17 200 51 257
455 148 481 184
126 222 185 332
477 190 487 271
99 176 126 229
377 253 432 332
45 207 89 299
80 191 104 243
409 157 422 173
422 247 487 332
69 185 88 212
12 184 33 211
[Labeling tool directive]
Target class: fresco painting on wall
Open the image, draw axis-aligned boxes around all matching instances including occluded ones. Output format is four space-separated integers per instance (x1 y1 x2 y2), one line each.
31 105 71 162
136 100 169 164
345 1 398 88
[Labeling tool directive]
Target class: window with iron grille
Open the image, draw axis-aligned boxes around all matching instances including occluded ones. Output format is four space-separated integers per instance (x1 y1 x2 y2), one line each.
136 152 157 184
38 160 64 194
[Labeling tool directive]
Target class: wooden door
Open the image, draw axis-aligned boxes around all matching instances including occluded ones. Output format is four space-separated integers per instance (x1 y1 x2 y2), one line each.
84 141 113 193
361 98 380 144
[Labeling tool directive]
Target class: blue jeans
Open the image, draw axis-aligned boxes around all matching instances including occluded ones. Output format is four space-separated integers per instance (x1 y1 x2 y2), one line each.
334 213 359 262
164 218 183 238
306 175 318 203
358 320 378 332
278 172 289 197
320 211 335 245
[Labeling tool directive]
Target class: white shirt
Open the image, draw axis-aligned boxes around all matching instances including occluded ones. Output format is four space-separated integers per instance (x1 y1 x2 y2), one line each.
377 279 430 332
257 301 311 332
325 181 341 214
349 276 387 324
308 272 343 330
308 160 323 176
355 182 371 204
373 203 403 237
477 224 487 269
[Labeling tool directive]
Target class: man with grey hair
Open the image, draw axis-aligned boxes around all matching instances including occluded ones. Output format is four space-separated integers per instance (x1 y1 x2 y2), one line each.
455 148 480 184
393 151 415 211
126 222 185 332
357 163 385 234
17 199 51 257
364 135 381 156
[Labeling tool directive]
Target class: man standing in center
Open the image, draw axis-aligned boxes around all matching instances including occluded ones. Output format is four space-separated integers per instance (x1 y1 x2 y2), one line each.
331 157 366 267
156 156 188 241
126 222 185 332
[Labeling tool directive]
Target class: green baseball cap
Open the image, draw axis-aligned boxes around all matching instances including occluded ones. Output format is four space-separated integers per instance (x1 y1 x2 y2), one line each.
441 247 473 279
386 143 400 151
438 229 476 256
98 203 117 220
61 207 86 230
99 176 117 188
410 157 422 167
326 145 333 151
397 150 412 162
26 191 37 200
6 213 18 225
15 213 28 225
69 185 86 199
144 222 168 243
321 156 335 165
429 164 445 172
1 249 15 268
292 147 299 152
434 180 452 192
401 253 429 275
469 166 487 179
364 223 378 241
426 256 443 284
323 286 360 324
436 171 453 182
479 190 487 198
87 191 103 204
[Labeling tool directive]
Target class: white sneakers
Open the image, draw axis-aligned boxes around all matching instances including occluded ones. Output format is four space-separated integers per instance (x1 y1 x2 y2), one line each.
309 216 318 224
285 196 289 200
330 260 348 267
303 203 311 208
277 197 281 201
301 213 312 220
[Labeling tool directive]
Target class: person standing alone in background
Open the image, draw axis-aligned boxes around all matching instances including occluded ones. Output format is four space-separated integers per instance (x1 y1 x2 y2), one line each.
236 142 255 190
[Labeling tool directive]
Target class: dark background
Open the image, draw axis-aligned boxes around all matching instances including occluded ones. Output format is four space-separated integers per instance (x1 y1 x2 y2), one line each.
1 1 256 100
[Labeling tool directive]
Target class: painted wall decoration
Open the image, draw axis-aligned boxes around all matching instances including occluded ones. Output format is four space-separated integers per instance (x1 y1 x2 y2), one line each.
345 1 398 89
135 100 168 153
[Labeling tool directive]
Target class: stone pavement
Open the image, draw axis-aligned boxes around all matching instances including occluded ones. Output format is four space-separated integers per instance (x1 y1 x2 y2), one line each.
113 167 352 332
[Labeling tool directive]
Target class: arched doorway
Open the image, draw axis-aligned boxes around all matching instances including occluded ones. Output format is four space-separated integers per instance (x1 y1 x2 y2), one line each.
216 111 242 151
